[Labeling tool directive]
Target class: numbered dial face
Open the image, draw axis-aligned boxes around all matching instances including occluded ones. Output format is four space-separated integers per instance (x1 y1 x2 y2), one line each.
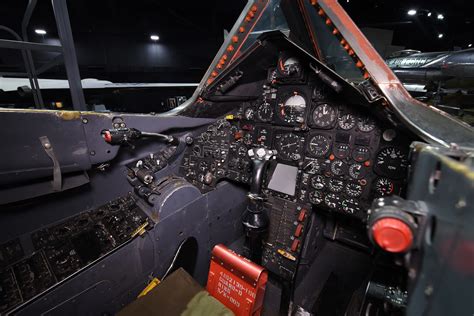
278 57 302 77
324 193 340 209
311 175 326 190
330 160 346 176
244 108 255 120
257 102 273 122
357 117 376 132
352 147 370 162
276 133 302 161
312 103 337 128
334 143 350 159
304 159 322 174
278 93 306 124
341 199 360 214
346 182 363 197
375 178 395 196
375 147 408 178
349 163 366 180
309 190 324 205
338 114 356 130
328 178 344 193
307 134 331 157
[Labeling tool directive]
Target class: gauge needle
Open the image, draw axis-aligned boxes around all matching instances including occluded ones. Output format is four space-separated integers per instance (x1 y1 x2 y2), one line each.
283 142 297 148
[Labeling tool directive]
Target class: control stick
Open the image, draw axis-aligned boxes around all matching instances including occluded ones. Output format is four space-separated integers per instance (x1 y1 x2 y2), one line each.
242 147 276 263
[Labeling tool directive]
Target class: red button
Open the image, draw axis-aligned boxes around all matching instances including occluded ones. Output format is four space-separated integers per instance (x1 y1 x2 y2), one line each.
298 209 307 222
372 218 413 253
291 239 300 252
103 131 112 143
294 224 303 237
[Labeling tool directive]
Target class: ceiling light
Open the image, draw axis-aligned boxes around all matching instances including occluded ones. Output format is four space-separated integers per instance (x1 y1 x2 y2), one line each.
150 35 159 41
438 33 444 39
427 12 432 17
407 9 417 16
437 14 444 20
35 29 46 35
468 44 473 48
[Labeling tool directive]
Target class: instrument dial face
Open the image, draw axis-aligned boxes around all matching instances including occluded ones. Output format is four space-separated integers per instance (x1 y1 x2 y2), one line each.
330 160 346 176
309 191 324 205
311 175 326 190
338 114 356 130
279 57 302 77
375 178 395 196
346 182 363 197
304 159 322 174
349 163 366 180
352 146 370 162
334 143 350 159
375 147 408 178
276 133 302 161
357 117 376 132
341 199 360 214
257 102 273 122
324 193 340 209
244 108 255 120
278 93 306 124
243 133 253 146
307 134 331 157
312 103 337 128
328 178 344 193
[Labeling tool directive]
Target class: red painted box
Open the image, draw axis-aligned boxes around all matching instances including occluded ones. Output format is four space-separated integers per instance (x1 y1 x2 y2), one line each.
207 244 268 316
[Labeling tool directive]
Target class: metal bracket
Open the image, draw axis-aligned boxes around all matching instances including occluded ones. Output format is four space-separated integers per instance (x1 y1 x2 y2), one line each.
39 136 62 191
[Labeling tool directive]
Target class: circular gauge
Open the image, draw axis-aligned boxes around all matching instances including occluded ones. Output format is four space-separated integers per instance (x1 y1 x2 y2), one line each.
375 147 408 178
244 108 255 120
237 146 247 157
324 193 341 209
349 163 366 180
276 133 302 161
278 93 306 124
330 160 346 176
375 178 395 196
304 159 322 174
338 114 356 130
312 103 337 128
341 199 360 214
255 127 270 146
357 117 376 132
243 133 253 145
307 134 331 157
309 191 324 205
311 175 326 190
334 143 351 159
352 147 371 162
328 178 344 193
346 182 363 197
278 57 302 77
257 102 273 122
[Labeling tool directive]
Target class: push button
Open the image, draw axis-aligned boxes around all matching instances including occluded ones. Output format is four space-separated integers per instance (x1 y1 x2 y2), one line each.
291 239 300 252
298 209 307 222
294 224 303 237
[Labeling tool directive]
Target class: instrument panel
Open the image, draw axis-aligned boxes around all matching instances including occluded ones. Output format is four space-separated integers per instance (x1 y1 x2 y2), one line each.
181 56 411 221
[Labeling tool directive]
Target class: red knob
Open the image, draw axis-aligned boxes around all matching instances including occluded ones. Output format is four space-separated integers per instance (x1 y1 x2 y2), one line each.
103 131 112 143
372 218 413 253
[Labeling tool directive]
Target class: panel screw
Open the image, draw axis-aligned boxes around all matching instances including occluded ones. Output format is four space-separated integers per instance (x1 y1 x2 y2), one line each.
90 151 96 156
82 118 88 124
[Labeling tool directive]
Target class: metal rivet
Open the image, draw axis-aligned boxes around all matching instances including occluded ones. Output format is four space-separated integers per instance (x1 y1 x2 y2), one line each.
82 118 88 124
44 143 51 149
90 151 96 156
